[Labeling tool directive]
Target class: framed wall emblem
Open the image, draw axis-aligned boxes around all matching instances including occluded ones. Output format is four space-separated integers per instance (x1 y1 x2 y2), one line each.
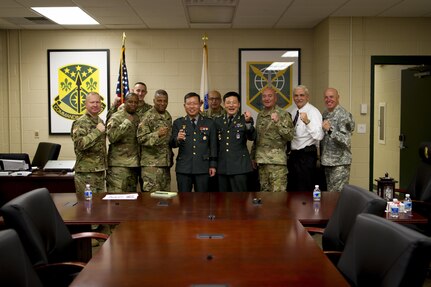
239 48 300 120
48 49 110 134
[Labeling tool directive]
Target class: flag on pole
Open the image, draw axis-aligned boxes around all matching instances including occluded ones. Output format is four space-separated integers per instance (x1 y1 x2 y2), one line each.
200 37 209 111
115 33 129 104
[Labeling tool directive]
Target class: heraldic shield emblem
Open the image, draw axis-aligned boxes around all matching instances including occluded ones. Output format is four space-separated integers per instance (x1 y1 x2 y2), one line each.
247 62 293 112
52 64 106 120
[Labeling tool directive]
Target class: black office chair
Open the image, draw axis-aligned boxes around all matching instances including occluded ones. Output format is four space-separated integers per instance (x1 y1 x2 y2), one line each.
31 142 61 168
306 184 387 262
405 141 431 235
0 188 108 286
0 229 44 287
337 213 431 287
407 142 431 202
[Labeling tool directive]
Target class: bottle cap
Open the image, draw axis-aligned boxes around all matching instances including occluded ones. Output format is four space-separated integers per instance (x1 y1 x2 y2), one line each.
406 194 410 197
315 185 319 188
393 198 399 203
85 184 90 188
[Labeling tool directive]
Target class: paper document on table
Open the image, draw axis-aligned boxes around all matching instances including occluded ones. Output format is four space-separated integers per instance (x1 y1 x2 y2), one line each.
150 191 177 198
103 193 139 200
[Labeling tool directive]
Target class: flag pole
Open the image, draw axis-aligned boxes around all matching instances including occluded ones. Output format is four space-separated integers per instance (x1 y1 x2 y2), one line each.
200 33 209 111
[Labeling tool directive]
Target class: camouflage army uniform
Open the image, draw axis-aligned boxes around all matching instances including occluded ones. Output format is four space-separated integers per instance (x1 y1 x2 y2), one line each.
321 104 355 192
106 109 140 193
71 113 107 194
107 101 152 121
137 107 173 192
251 105 294 192
201 107 226 119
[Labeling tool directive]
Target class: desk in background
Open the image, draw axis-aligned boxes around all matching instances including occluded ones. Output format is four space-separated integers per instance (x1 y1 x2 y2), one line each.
0 171 74 206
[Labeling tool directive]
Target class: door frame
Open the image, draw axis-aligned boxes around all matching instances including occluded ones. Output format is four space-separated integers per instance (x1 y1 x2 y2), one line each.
369 56 431 190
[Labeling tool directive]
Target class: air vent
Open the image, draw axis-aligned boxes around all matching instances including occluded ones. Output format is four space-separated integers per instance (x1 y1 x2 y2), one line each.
25 17 55 25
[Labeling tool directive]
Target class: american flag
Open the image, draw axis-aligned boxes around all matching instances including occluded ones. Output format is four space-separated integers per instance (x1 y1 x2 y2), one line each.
115 43 129 103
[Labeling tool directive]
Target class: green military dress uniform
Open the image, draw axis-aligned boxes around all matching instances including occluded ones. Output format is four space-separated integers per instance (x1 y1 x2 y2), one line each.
137 107 173 192
321 105 355 191
251 105 294 192
170 115 217 192
106 109 140 193
215 113 256 191
71 113 107 194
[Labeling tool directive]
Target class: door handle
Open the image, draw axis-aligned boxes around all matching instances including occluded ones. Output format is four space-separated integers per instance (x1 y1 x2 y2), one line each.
399 134 406 149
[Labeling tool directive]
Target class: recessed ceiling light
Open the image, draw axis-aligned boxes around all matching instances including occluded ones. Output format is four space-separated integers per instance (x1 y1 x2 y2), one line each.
31 7 99 25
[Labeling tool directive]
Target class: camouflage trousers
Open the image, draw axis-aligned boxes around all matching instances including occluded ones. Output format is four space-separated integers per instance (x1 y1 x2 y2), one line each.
106 166 139 193
258 164 287 192
75 171 106 194
141 166 171 192
324 165 351 192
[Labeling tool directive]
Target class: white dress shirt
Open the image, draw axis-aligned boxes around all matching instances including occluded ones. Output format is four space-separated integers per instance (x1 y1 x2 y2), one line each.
288 102 324 150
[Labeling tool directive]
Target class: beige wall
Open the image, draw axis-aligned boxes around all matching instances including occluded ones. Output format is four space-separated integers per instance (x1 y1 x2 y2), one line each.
1 17 431 190
320 17 431 188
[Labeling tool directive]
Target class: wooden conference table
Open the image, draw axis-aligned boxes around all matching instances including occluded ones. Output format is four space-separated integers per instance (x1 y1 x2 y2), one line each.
49 191 425 287
71 219 349 287
53 191 427 226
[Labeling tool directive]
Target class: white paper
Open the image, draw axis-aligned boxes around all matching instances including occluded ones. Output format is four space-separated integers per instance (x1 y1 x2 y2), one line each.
102 193 139 200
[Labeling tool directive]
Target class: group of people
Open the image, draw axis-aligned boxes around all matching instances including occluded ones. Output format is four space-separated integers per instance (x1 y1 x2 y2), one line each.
71 82 354 194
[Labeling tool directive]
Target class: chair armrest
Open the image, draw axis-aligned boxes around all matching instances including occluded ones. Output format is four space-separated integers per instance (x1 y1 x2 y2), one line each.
323 250 342 265
71 232 109 240
35 262 86 286
304 227 325 234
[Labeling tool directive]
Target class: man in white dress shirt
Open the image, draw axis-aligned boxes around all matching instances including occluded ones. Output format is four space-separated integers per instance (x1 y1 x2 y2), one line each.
287 85 324 191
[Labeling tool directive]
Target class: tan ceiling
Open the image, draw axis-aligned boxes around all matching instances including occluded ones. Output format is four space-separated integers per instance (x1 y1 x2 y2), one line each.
1 0 431 30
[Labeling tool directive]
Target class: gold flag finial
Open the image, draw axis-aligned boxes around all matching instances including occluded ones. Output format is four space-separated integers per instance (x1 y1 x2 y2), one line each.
202 33 208 45
122 32 126 45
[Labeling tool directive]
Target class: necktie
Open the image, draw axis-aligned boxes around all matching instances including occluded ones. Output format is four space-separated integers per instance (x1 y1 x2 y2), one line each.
228 116 233 126
293 110 299 126
191 118 196 129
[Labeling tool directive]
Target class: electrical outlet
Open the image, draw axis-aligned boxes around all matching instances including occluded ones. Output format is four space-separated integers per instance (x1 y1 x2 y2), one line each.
357 124 366 134
34 130 39 138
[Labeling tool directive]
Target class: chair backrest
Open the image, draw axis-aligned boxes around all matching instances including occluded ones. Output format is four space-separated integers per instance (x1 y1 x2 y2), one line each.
0 188 73 266
407 142 431 202
31 142 61 168
338 213 431 287
322 184 387 251
0 229 43 287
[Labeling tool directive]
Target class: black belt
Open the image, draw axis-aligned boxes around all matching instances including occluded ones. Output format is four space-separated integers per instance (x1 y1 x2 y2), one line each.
291 145 317 153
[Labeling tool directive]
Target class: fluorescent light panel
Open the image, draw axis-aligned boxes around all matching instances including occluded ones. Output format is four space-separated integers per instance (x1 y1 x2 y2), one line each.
31 7 99 25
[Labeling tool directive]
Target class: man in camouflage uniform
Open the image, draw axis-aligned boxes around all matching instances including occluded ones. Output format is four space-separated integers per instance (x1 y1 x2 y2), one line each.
251 87 294 192
137 89 173 192
71 92 107 194
106 93 140 193
321 88 355 192
107 82 152 120
201 90 226 119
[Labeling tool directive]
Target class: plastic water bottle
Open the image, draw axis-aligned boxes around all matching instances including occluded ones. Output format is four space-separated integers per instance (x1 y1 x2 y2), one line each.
84 184 92 201
404 194 412 212
313 185 321 201
390 198 399 218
